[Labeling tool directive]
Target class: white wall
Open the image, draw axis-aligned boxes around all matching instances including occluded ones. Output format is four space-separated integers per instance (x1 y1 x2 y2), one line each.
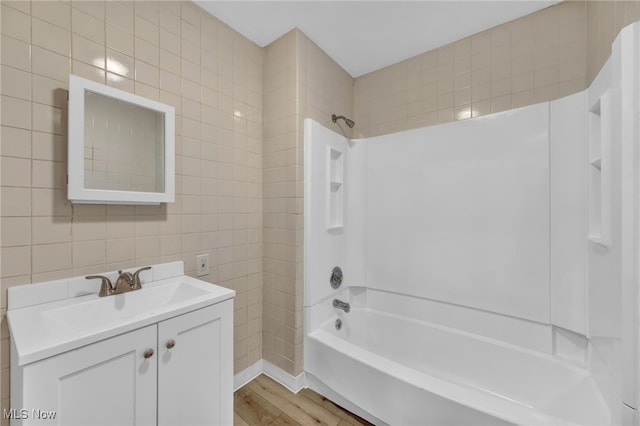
305 94 590 346
363 104 551 323
303 119 351 308
586 21 640 414
550 92 588 335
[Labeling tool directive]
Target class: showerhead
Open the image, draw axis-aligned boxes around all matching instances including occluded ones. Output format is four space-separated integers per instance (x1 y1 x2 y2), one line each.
331 114 355 129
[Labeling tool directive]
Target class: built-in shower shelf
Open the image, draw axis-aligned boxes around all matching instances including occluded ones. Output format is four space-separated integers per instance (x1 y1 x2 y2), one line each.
327 146 344 230
587 235 607 246
589 98 601 116
587 89 616 248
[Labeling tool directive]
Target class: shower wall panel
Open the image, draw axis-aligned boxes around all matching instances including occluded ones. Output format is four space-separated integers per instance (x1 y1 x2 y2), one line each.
303 119 350 307
549 92 588 335
364 103 550 323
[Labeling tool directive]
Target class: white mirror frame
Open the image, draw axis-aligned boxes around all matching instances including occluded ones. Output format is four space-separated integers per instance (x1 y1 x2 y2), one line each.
68 74 175 205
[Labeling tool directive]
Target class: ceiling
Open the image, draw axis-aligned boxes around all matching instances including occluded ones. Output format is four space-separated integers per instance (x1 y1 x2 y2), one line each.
195 1 560 78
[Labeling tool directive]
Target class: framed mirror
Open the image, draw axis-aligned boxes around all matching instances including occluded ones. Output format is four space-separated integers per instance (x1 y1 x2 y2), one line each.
68 75 175 205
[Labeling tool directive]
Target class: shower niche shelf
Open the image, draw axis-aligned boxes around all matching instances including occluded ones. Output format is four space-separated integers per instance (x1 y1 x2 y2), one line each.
587 91 614 247
327 147 344 231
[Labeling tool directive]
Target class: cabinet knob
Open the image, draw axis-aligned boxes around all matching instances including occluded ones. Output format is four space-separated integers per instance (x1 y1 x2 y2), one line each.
143 348 154 359
166 339 176 349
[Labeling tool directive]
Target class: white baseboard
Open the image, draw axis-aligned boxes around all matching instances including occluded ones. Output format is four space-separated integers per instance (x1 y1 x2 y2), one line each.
234 360 263 391
234 359 306 393
262 359 306 393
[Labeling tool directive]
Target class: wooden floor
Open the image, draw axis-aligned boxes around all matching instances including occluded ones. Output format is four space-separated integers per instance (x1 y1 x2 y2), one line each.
234 374 373 426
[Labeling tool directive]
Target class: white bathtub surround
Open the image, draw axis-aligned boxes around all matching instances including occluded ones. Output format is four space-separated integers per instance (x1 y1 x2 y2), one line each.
305 287 607 425
303 120 352 307
364 103 551 323
549 93 588 335
307 308 609 425
586 22 640 418
366 288 553 356
304 21 640 426
553 327 589 367
234 359 306 393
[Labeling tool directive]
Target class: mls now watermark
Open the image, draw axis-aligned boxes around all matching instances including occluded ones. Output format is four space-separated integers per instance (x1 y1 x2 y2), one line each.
3 409 57 420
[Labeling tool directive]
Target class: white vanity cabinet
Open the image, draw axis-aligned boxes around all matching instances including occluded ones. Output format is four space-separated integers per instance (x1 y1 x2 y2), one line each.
10 291 233 426
19 326 158 426
157 302 233 426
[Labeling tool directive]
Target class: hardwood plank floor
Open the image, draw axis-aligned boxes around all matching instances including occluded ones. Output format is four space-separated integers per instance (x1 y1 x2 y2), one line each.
234 375 373 426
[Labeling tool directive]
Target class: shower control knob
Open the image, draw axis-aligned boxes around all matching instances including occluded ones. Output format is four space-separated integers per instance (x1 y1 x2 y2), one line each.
143 348 154 359
166 339 176 349
330 266 343 289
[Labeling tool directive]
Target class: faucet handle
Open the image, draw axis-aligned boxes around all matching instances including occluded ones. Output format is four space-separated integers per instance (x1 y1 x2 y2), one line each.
117 270 133 280
86 275 114 297
132 266 151 289
114 270 135 293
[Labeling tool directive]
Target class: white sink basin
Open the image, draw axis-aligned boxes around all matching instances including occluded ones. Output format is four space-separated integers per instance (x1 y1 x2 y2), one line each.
8 273 235 366
43 280 211 329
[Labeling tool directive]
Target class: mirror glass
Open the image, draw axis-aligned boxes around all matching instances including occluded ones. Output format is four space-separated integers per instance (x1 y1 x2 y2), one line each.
84 91 165 193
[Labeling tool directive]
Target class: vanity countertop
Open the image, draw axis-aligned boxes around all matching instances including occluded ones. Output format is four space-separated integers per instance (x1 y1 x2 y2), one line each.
7 262 235 365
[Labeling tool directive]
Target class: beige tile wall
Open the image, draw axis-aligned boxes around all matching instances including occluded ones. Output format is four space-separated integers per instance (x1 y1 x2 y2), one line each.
263 29 299 375
262 29 353 376
0 0 263 413
353 1 587 138
586 1 640 84
298 32 354 139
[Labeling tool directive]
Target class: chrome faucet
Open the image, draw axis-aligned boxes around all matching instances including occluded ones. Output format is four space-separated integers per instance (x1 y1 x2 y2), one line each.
86 266 151 297
333 299 350 313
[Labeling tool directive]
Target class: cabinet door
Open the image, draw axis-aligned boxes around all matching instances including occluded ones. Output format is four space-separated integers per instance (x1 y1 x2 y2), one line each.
158 300 233 426
21 326 157 426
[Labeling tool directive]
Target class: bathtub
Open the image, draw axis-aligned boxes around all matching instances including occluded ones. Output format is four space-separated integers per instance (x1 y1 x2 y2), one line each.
305 307 610 426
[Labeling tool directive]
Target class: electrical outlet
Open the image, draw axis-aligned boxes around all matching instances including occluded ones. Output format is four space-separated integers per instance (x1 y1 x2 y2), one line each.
196 254 209 277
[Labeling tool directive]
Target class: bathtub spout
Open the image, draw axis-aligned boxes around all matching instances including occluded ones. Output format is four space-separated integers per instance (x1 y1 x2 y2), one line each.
333 299 350 313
